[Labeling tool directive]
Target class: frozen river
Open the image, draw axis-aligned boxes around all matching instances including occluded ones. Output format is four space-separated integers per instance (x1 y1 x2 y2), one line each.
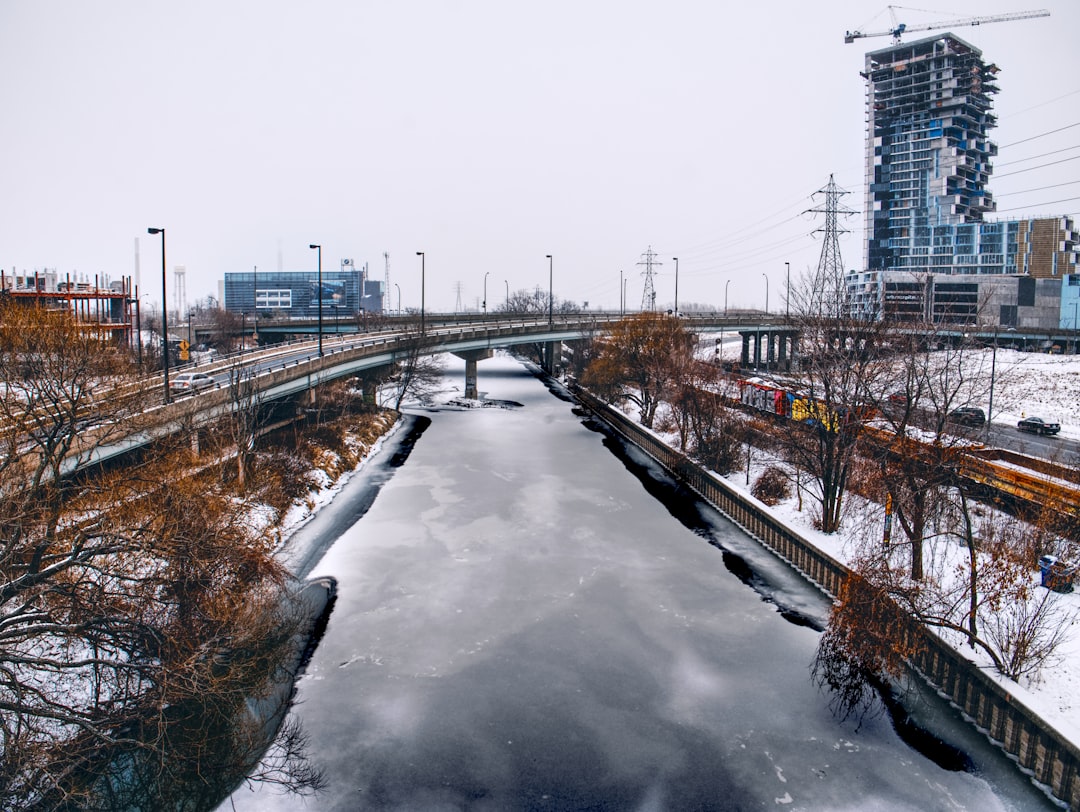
226 354 1056 811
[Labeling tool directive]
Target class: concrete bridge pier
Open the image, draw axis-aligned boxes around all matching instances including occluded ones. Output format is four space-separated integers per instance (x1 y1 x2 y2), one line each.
542 341 560 375
453 348 493 399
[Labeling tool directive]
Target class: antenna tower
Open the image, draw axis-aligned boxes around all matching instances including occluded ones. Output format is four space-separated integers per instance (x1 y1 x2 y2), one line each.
805 175 855 318
383 252 391 315
453 281 464 312
173 266 187 319
637 246 661 311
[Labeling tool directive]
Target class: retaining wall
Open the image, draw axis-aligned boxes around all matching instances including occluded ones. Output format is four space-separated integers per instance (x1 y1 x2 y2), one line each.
574 387 1079 809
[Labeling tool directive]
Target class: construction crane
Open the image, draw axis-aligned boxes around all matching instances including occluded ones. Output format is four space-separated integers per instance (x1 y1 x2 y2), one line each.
844 6 1049 44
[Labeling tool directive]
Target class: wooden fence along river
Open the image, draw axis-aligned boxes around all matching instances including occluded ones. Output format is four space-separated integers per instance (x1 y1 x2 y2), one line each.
572 386 1080 810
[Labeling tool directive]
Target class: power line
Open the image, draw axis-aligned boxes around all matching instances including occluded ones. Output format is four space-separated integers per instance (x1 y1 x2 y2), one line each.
997 120 1080 150
993 155 1080 180
994 197 1080 214
996 144 1080 168
994 180 1080 198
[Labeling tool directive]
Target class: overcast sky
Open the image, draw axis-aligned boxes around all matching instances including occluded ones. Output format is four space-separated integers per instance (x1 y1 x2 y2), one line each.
2 1 1077 314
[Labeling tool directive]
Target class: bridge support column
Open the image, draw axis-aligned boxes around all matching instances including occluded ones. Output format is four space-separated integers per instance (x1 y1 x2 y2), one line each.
452 348 493 399
542 341 560 375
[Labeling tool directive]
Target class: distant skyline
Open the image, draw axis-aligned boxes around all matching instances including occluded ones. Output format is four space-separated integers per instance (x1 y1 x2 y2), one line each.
2 1 1077 314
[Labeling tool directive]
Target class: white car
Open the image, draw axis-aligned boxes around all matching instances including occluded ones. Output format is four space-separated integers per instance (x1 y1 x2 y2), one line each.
170 371 215 395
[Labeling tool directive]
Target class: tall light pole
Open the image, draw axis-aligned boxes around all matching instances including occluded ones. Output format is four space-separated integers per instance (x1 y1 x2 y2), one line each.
725 279 731 316
395 283 401 315
785 261 790 319
504 279 509 312
483 271 490 314
252 264 258 341
309 244 323 356
147 227 170 403
416 251 425 335
673 257 679 315
762 273 769 315
546 254 553 327
620 269 624 316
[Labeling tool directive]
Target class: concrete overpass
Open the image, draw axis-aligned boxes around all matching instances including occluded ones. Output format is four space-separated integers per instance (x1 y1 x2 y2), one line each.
76 312 773 474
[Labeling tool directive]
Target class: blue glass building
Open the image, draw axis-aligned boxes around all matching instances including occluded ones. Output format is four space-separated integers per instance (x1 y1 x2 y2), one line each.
222 269 384 318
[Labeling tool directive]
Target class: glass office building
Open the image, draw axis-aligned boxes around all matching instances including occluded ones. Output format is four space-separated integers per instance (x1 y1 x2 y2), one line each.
222 269 384 318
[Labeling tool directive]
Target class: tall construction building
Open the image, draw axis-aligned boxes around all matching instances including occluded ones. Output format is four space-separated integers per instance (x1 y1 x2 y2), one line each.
848 33 1079 324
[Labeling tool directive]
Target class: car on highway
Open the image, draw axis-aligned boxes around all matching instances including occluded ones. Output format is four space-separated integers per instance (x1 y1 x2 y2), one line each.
170 371 216 395
1017 416 1060 436
947 407 986 427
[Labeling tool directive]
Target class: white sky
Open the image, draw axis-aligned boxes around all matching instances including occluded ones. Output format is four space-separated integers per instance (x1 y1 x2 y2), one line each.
2 1 1077 314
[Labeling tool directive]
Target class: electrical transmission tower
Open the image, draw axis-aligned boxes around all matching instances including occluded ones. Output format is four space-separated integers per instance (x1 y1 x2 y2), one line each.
453 281 464 313
637 246 661 311
805 174 855 318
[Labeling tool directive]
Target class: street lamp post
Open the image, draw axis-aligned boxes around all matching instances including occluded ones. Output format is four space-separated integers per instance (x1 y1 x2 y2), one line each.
620 269 624 316
987 329 999 440
725 279 731 316
252 264 258 341
147 227 170 404
762 273 769 315
673 257 679 315
483 271 490 315
546 254 553 327
416 252 425 335
395 283 401 315
504 279 509 312
308 244 323 356
785 261 790 319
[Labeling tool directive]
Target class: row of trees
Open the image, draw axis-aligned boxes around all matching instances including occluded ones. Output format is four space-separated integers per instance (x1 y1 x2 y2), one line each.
0 303 329 809
576 297 1076 719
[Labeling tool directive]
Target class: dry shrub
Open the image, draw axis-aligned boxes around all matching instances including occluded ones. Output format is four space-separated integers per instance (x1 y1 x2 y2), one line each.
752 466 791 506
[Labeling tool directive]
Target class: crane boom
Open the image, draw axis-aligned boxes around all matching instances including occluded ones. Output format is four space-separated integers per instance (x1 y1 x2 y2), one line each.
844 8 1049 44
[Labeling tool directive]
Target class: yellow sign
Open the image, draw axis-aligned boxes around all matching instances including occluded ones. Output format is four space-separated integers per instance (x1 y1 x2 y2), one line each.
179 339 190 361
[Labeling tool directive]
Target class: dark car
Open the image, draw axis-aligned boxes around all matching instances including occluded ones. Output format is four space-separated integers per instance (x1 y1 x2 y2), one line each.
948 407 986 427
1017 416 1061 436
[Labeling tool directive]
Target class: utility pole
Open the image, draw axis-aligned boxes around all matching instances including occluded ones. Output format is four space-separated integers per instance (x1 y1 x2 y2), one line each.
453 281 464 313
637 246 661 311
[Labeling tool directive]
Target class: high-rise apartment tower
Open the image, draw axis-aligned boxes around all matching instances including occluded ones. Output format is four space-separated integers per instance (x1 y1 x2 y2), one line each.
863 33 999 274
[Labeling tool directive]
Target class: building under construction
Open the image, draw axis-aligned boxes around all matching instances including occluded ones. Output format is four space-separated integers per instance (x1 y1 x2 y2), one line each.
1 269 137 345
847 33 1079 323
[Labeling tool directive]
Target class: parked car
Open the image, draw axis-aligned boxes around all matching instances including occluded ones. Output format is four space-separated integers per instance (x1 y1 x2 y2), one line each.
1017 416 1060 436
170 371 215 395
947 407 986 427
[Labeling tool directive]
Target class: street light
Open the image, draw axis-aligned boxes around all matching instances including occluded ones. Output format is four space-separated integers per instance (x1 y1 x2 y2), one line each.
673 257 679 315
546 254 553 327
147 227 170 404
725 279 731 316
504 279 509 312
395 283 401 315
309 244 323 356
785 261 790 319
252 264 258 341
483 271 490 314
762 273 769 315
416 252 425 335
620 269 624 316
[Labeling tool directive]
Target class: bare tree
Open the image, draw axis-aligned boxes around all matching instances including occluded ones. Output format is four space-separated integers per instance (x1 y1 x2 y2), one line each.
0 302 322 808
380 325 445 410
581 312 692 429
